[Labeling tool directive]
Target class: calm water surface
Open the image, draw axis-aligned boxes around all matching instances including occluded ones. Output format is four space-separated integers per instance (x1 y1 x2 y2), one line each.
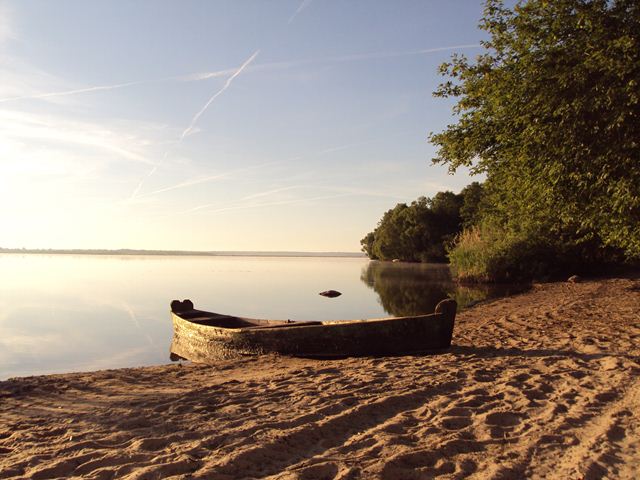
0 254 522 379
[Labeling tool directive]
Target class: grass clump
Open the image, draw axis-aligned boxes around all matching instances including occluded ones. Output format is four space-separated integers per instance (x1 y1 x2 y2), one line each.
448 220 631 284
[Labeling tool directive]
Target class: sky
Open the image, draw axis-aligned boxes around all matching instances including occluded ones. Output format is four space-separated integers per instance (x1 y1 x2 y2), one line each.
0 0 489 252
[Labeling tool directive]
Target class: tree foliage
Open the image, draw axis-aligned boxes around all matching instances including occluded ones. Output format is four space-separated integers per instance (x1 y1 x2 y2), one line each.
431 0 640 259
459 182 485 228
360 186 485 262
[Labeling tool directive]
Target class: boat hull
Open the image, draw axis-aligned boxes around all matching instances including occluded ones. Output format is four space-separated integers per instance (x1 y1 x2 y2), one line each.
170 299 456 361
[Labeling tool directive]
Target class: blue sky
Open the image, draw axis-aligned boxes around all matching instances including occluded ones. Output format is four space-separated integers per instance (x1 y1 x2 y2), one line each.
0 0 488 252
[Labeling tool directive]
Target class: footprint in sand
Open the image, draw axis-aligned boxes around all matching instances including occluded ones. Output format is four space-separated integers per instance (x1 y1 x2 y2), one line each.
567 370 587 379
380 450 439 479
442 406 471 417
537 434 565 445
594 390 619 403
438 406 473 431
458 458 478 475
294 462 339 480
116 416 152 430
598 357 623 371
456 388 491 408
606 423 626 442
553 403 569 414
130 437 169 451
509 372 531 384
473 369 497 383
485 411 523 427
440 416 473 430
523 381 554 401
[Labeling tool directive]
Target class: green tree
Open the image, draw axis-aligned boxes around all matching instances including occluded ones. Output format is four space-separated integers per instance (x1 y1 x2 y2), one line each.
459 182 485 228
430 0 640 260
360 192 464 262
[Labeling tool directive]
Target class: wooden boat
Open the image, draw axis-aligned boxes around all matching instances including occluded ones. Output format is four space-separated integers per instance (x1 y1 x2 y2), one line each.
169 298 457 361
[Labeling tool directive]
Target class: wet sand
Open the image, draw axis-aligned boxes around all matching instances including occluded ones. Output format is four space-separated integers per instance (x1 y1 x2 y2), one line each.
1 276 639 479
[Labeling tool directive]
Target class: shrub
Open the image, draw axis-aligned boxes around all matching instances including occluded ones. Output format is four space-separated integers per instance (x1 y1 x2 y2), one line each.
448 220 629 283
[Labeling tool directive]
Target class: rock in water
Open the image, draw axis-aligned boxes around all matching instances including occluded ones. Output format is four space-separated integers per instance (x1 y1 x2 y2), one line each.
319 290 342 298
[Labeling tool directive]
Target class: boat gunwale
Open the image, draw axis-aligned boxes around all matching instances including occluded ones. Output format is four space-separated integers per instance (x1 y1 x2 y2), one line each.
171 308 445 334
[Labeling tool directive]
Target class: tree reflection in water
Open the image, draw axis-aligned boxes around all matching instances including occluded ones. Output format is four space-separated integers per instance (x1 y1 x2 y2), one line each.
361 261 526 317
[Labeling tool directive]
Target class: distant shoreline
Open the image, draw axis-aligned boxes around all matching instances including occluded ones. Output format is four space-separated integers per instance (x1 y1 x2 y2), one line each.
0 248 366 258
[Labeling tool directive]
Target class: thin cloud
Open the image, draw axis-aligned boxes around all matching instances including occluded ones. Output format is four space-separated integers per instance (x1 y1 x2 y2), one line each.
186 192 354 215
239 185 303 202
183 185 405 215
131 161 278 201
324 44 482 63
291 130 415 162
0 3 15 45
138 172 231 198
288 0 313 24
132 129 414 200
180 50 260 140
175 133 410 213
0 109 157 166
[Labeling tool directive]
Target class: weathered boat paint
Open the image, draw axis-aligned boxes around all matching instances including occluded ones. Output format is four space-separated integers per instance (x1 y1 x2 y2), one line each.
169 298 457 361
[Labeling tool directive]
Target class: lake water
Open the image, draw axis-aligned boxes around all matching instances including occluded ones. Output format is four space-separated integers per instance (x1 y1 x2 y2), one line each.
0 254 522 379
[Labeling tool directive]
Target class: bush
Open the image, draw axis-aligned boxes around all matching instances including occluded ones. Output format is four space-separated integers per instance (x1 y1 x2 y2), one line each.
448 220 629 283
447 222 503 283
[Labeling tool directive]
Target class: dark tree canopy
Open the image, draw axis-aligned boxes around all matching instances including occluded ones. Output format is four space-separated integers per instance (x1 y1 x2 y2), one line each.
459 182 485 228
360 189 477 263
430 0 640 259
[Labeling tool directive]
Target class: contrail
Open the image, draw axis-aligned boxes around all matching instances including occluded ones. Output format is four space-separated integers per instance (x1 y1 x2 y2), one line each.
239 184 406 203
182 186 406 215
0 81 149 103
171 134 410 208
240 185 303 201
0 70 233 104
185 192 354 215
325 44 482 63
131 160 278 201
180 50 260 140
129 51 259 199
288 0 313 24
130 165 158 199
138 172 232 198
173 69 236 82
0 45 479 104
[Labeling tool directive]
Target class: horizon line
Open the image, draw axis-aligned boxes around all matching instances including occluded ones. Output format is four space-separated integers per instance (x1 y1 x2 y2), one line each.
0 247 366 257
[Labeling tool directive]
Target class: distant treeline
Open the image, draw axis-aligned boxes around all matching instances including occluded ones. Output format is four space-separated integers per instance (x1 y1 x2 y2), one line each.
362 0 639 282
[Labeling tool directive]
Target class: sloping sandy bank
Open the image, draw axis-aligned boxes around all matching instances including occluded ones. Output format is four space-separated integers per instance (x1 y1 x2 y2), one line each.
1 276 639 479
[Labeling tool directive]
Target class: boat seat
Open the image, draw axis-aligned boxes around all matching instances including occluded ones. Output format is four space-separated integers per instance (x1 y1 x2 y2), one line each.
187 317 257 328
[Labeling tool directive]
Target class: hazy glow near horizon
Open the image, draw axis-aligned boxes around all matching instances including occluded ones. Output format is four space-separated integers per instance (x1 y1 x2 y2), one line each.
0 0 484 252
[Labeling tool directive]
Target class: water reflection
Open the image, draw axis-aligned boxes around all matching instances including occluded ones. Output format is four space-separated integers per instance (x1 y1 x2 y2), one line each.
0 254 381 379
1 255 525 379
361 261 526 316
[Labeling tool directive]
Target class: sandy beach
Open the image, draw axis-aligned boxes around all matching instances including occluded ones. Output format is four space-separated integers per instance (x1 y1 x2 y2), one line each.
1 276 639 479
